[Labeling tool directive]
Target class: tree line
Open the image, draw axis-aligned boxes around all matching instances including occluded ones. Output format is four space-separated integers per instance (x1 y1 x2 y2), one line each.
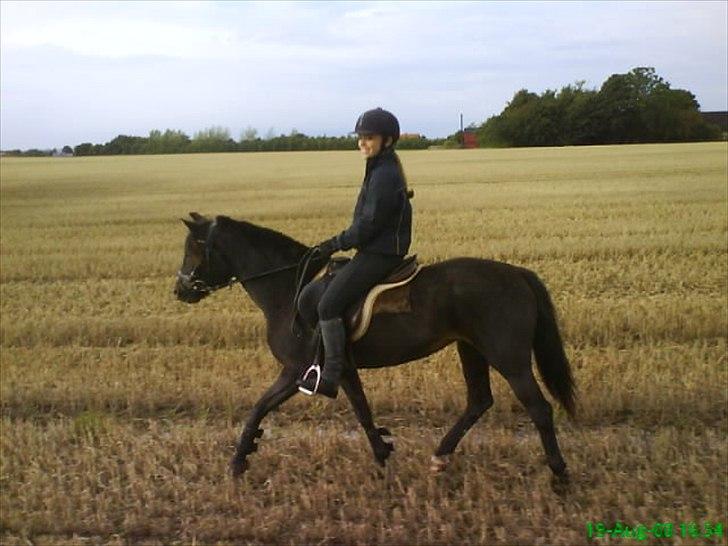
2 128 437 157
3 67 723 157
464 67 723 147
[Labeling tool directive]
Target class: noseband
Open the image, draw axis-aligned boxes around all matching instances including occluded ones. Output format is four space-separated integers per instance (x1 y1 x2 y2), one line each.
175 232 233 293
177 234 320 296
176 269 235 295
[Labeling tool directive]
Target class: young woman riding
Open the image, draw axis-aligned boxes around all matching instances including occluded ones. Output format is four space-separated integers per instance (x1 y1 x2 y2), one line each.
296 107 413 398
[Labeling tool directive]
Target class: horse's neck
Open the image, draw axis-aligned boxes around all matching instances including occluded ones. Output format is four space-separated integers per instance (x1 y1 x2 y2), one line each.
244 269 299 322
220 222 306 321
227 242 323 366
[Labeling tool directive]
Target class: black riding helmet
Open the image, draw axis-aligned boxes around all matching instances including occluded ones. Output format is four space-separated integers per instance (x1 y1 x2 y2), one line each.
354 107 400 147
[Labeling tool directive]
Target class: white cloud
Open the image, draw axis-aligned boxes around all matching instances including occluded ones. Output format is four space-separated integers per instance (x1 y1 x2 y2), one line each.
1 1 726 149
3 19 238 59
1 1 239 59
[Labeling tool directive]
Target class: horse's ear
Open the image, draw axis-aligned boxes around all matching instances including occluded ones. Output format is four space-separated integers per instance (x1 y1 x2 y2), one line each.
181 218 196 231
189 212 207 222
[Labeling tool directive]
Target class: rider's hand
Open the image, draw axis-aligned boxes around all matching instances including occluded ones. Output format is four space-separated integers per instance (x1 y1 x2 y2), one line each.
315 237 339 259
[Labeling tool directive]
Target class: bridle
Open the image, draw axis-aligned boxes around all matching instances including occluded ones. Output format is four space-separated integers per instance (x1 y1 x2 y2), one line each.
176 260 238 294
176 228 324 340
176 234 322 296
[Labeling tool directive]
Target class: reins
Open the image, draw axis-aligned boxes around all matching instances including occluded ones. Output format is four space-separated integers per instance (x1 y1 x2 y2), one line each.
292 247 322 305
178 222 324 339
290 246 325 338
178 233 321 297
240 262 300 283
177 249 309 293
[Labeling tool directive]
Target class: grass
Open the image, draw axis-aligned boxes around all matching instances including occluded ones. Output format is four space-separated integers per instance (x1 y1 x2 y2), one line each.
1 142 726 545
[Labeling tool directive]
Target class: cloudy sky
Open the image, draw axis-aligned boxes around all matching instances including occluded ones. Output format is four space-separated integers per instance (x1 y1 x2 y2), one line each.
1 0 726 150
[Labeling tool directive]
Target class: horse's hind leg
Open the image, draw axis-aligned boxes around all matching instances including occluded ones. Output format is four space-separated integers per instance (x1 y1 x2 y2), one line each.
432 341 493 467
499 361 567 478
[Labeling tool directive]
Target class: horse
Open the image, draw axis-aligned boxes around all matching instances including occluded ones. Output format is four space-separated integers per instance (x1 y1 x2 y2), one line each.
174 212 576 481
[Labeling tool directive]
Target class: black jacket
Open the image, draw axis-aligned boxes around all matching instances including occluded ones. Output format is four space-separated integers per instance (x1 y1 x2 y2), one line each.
335 149 412 256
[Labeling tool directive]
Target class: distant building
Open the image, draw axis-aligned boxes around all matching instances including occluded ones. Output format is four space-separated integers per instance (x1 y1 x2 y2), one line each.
700 111 728 132
400 133 422 140
463 128 478 148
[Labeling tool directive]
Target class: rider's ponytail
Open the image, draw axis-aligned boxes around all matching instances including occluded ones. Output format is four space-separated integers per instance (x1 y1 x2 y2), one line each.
393 152 414 199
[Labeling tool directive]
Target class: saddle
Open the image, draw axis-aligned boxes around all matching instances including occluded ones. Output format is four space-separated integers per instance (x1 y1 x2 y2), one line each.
310 255 421 341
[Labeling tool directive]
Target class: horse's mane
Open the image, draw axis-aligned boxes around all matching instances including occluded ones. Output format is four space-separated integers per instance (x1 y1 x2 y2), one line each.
217 215 309 262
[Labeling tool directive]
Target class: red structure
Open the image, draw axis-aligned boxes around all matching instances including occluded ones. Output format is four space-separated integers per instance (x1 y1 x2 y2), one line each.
462 129 478 148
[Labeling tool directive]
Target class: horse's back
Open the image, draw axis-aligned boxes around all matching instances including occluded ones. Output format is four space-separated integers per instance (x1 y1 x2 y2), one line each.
352 255 540 366
411 256 539 337
412 256 537 297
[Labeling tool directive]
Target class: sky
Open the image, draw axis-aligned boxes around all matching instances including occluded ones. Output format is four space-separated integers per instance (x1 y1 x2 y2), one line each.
1 0 726 150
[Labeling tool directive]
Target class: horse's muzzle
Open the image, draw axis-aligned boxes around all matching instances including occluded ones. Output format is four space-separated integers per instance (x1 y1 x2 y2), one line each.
174 280 207 303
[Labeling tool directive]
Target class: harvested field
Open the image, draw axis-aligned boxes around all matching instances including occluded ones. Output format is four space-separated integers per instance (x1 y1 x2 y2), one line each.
1 142 726 545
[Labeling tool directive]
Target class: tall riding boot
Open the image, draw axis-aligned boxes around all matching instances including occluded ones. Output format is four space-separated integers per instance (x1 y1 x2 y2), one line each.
297 317 348 399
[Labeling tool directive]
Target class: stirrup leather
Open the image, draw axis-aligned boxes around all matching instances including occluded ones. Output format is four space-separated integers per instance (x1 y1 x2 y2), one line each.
298 363 322 396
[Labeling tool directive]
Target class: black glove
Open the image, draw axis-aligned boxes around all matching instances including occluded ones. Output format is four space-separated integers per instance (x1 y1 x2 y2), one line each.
315 237 339 259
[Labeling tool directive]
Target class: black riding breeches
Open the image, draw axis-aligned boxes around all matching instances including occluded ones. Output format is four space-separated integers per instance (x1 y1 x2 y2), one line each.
317 252 403 320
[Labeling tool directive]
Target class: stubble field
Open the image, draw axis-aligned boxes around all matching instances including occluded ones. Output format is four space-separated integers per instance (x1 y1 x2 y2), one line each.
1 143 726 545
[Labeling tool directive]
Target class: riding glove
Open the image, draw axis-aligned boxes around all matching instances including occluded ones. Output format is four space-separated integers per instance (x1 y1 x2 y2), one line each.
316 236 339 259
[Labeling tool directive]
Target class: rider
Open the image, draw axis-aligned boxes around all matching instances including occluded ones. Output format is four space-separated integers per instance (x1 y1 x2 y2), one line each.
297 107 413 398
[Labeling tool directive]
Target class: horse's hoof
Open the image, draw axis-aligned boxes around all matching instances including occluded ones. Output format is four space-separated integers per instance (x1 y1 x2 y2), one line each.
229 459 248 479
375 441 394 466
430 454 450 473
550 469 571 495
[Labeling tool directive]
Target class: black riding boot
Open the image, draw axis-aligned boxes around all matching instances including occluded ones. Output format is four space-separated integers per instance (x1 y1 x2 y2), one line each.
297 317 348 399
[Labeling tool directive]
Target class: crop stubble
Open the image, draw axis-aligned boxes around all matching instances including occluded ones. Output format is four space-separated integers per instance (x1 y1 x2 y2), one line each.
1 143 726 545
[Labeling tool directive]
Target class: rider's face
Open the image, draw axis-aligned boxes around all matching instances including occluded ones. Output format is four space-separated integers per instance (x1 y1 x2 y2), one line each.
358 134 390 158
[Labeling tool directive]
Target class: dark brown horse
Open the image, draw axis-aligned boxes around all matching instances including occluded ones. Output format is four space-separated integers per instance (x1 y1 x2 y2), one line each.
174 212 576 480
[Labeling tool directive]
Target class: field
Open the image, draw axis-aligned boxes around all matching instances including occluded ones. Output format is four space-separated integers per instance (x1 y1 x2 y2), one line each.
1 143 726 545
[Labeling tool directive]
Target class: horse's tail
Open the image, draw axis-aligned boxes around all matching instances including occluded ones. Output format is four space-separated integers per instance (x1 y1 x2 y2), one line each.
522 270 576 417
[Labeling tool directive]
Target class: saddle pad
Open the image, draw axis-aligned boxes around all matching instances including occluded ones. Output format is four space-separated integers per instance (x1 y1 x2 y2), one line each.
348 264 422 341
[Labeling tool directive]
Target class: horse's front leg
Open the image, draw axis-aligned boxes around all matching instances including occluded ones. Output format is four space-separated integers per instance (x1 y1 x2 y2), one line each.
230 370 298 478
340 366 394 466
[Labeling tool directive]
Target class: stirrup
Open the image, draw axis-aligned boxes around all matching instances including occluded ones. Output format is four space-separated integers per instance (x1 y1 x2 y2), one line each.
297 363 321 396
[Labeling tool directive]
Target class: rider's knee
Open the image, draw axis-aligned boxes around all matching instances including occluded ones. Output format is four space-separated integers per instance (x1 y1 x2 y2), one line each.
297 282 325 326
317 298 337 321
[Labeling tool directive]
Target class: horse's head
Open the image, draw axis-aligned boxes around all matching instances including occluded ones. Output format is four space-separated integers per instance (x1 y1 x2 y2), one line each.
174 212 236 303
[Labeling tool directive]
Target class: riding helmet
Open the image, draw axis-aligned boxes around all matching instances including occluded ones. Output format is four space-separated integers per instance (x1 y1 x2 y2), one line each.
354 107 400 145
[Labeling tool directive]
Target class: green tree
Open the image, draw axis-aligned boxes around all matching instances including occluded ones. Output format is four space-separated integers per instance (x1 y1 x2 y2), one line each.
593 67 664 143
148 129 190 154
475 67 720 147
73 143 95 156
104 135 148 155
240 126 258 142
189 126 232 153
